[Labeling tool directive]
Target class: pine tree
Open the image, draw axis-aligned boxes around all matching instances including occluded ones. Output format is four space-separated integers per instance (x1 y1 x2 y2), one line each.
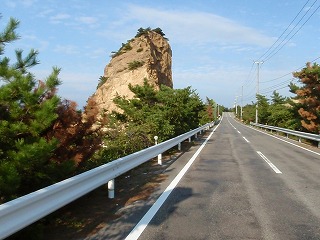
292 62 320 133
256 94 270 124
241 103 256 124
48 98 102 170
270 91 286 105
0 17 66 201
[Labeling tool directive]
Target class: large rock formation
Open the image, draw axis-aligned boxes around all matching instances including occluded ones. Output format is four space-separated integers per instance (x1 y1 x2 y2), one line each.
91 30 172 113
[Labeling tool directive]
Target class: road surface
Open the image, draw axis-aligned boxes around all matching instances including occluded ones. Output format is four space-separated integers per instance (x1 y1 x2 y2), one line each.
89 113 320 240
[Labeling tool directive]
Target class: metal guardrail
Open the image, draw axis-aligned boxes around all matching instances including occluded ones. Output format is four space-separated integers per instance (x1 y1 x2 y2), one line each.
250 122 320 147
0 122 213 239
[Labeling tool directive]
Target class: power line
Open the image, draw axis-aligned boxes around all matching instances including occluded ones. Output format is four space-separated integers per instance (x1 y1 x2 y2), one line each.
241 55 320 104
258 0 312 61
260 78 294 93
243 62 255 87
240 1 317 105
260 72 292 83
257 0 319 63
260 55 320 83
263 1 320 62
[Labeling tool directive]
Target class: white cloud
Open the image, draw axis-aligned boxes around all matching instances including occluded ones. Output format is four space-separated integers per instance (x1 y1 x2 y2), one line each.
54 44 79 54
21 0 38 7
24 34 49 51
75 16 99 29
38 8 54 18
76 16 97 25
50 13 71 24
5 0 38 8
220 45 253 52
86 48 106 59
124 5 274 48
5 1 16 8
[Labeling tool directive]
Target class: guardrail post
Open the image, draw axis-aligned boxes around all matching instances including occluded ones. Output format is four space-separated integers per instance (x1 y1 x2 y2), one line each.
299 137 301 143
178 142 181 151
108 179 115 199
195 133 198 139
158 153 162 165
188 137 191 142
0 123 216 239
154 135 162 165
318 141 320 148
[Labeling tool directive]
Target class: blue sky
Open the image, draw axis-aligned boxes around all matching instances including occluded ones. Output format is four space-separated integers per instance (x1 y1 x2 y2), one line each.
2 0 320 108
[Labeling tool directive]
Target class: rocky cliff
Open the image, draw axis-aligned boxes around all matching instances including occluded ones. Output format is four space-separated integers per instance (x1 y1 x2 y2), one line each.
91 30 172 113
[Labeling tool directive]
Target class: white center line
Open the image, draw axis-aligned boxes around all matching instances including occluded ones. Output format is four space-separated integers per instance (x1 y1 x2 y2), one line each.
243 136 250 143
237 130 241 134
257 151 282 174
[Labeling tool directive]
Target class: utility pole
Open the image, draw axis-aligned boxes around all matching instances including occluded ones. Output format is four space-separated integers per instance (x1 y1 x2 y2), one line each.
241 85 243 121
254 61 263 123
235 96 238 116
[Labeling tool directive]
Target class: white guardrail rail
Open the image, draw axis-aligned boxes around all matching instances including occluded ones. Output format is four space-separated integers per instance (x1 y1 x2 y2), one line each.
250 122 320 147
0 122 214 239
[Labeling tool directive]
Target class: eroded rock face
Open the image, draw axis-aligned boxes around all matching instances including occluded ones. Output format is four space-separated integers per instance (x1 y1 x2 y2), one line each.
91 31 172 113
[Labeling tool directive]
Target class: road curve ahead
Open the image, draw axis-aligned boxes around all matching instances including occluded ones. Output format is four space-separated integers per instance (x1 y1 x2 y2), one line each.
128 112 320 240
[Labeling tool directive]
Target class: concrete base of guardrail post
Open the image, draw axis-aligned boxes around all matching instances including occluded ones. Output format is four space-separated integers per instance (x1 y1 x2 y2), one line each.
178 142 181 151
108 179 115 199
158 153 162 165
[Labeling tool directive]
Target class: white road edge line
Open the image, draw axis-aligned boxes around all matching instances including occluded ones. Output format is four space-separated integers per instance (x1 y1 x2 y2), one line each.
249 126 320 157
257 151 282 174
243 137 250 143
125 122 221 240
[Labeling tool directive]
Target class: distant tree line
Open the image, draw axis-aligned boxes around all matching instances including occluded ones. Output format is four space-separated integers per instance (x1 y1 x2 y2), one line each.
238 62 320 136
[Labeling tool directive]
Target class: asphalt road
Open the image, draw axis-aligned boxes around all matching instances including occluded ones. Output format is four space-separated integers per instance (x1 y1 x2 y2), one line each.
129 113 320 240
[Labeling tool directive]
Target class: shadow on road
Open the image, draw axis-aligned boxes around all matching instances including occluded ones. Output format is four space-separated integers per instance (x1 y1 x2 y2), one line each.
42 129 212 240
87 187 194 240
